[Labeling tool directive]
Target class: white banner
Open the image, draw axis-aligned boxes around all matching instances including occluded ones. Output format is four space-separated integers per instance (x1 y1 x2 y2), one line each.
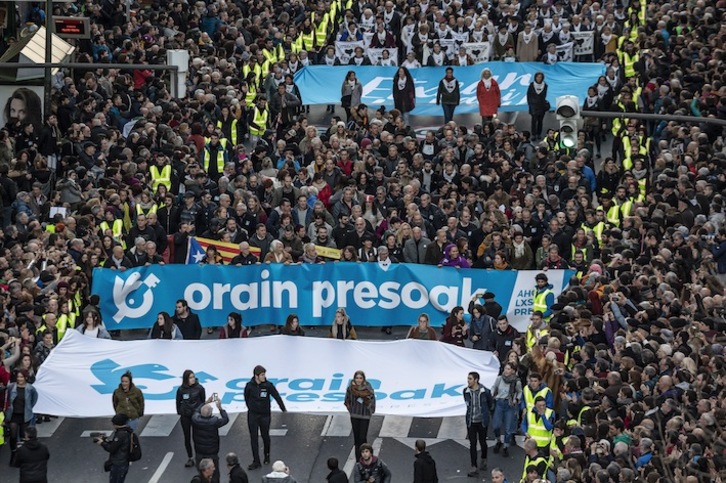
368 47 398 66
556 42 574 62
34 330 500 418
463 42 491 63
572 31 594 55
335 40 365 64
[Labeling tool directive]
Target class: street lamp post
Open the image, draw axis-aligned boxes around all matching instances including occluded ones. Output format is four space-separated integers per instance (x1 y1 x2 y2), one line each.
44 0 53 118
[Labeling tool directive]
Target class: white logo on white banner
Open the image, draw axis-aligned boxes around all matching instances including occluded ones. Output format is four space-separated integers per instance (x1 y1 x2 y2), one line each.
33 331 500 418
335 41 366 64
556 42 574 62
112 272 161 322
462 42 491 63
572 31 594 55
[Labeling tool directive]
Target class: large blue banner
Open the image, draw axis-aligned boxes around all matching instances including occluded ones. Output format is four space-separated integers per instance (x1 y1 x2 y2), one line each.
294 62 604 114
93 265 573 332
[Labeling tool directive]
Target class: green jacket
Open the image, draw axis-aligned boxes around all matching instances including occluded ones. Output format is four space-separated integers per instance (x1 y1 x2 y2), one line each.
112 384 145 420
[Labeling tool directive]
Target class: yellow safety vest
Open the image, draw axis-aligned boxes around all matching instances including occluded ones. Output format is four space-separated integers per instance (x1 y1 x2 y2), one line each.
581 222 606 244
291 36 303 54
100 219 126 249
262 47 277 64
250 107 269 136
218 119 239 146
57 312 76 339
276 44 285 62
620 199 633 218
300 31 316 51
620 51 639 78
121 202 132 232
527 408 554 448
567 405 591 427
636 178 647 202
521 454 549 481
523 385 553 411
604 204 620 227
246 84 258 105
73 292 81 317
149 165 172 191
526 326 550 351
315 15 329 47
0 412 4 445
203 139 228 174
136 203 158 216
242 63 263 85
571 244 589 261
533 288 553 321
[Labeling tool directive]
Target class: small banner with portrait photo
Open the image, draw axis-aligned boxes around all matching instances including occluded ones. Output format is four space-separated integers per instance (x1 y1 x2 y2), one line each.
367 47 399 66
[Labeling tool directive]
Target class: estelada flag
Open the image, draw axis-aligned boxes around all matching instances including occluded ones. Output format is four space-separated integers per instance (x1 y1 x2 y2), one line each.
194 237 261 263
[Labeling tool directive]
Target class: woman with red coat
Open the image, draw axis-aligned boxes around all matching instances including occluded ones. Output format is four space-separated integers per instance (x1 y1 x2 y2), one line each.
392 66 416 126
476 68 501 124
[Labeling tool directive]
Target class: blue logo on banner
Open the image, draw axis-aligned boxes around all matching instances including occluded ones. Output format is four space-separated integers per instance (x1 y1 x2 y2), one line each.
91 359 175 393
294 62 604 115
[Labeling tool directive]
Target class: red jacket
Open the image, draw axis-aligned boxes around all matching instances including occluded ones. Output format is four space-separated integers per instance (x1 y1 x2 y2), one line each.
476 79 501 117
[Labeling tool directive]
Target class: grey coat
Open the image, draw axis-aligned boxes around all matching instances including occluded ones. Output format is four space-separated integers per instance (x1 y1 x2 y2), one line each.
403 237 430 264
341 80 363 106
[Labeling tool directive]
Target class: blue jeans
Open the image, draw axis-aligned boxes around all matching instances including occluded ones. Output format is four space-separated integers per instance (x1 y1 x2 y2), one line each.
127 419 139 432
442 104 456 124
491 399 516 447
110 464 129 483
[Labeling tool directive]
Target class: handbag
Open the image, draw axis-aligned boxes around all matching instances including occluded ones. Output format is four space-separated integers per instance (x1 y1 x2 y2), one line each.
544 100 551 111
341 95 352 108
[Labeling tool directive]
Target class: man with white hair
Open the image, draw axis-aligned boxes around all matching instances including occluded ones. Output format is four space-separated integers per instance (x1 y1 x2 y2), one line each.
261 460 297 483
192 395 230 482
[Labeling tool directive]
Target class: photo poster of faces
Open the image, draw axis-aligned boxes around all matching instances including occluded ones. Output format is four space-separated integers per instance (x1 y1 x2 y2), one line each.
335 41 399 66
0 85 45 132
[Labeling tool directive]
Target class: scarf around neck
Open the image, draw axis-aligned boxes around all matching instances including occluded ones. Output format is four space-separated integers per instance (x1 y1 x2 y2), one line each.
443 78 457 93
533 81 545 94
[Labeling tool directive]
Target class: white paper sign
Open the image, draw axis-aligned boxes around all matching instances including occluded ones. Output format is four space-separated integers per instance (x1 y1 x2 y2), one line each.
368 47 399 66
463 42 491 63
572 31 594 55
335 40 365 64
556 42 574 62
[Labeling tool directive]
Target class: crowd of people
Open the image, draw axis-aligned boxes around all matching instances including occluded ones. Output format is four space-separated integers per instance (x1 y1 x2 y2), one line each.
0 0 725 481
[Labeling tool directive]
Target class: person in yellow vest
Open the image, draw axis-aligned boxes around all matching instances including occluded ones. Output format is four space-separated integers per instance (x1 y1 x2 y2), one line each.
202 132 229 181
217 105 242 147
598 192 621 228
314 11 330 47
149 157 172 193
520 436 549 481
136 191 158 217
582 209 607 246
36 313 62 345
522 396 554 455
248 96 271 145
521 373 554 415
614 185 633 219
99 207 126 249
619 41 640 80
299 16 317 52
533 273 555 322
525 311 550 352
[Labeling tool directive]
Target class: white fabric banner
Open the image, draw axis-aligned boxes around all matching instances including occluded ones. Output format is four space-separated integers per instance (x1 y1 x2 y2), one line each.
572 31 594 55
556 42 574 62
335 41 365 64
437 39 460 59
34 330 500 418
463 42 491 63
367 47 398 66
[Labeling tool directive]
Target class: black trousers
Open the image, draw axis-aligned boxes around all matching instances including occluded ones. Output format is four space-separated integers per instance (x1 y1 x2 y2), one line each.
180 414 193 458
467 422 488 466
248 411 271 464
530 112 545 138
350 417 371 461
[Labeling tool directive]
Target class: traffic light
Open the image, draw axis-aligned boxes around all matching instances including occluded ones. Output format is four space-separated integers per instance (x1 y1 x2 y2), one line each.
555 95 582 149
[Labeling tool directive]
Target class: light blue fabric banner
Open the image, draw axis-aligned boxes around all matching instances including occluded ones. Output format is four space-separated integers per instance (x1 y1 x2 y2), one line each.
92 265 574 332
294 62 604 114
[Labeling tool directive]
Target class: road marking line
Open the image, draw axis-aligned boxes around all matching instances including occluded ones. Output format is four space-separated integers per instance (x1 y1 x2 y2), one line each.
80 430 113 438
148 451 174 483
36 417 65 438
270 429 288 436
344 437 382 477
436 416 466 440
321 414 351 437
141 415 179 437
219 412 239 436
378 415 413 438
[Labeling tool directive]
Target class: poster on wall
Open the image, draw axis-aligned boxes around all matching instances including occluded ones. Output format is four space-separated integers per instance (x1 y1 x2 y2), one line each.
0 85 45 131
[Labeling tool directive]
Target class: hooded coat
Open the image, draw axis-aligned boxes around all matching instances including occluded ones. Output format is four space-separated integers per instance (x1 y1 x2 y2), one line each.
14 437 50 482
413 451 439 483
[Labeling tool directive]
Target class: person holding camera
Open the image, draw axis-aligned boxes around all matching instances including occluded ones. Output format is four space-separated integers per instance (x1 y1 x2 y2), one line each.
441 306 468 347
95 413 132 483
191 394 229 483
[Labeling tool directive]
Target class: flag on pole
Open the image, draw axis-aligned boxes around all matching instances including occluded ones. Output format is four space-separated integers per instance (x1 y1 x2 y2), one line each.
186 237 261 264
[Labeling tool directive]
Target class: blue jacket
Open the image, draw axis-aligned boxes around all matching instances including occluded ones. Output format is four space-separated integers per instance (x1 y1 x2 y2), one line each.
5 383 38 422
464 385 494 427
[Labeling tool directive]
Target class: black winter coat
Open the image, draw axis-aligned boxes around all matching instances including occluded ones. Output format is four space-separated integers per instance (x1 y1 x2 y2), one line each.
101 427 131 467
526 83 549 116
229 464 250 483
413 451 439 483
244 380 287 414
176 383 206 417
327 468 348 483
192 409 230 456
14 438 50 483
